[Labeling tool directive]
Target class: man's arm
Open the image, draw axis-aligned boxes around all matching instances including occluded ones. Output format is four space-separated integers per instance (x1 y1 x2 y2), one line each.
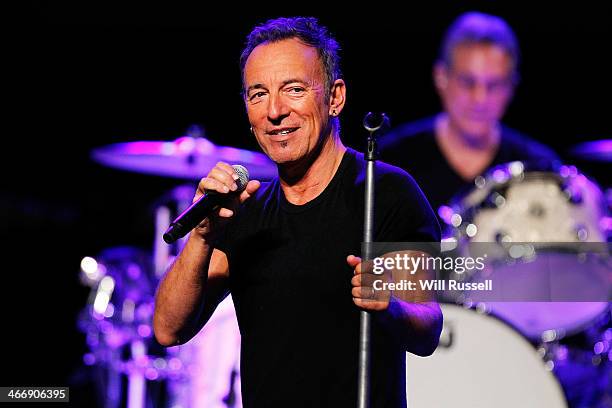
374 299 442 357
153 161 260 346
153 238 230 347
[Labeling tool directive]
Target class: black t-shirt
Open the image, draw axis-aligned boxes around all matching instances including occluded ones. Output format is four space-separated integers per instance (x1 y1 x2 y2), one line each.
217 147 440 408
378 116 560 216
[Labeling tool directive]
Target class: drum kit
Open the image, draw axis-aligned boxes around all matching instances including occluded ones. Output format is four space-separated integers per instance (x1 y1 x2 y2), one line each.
78 129 611 408
407 147 612 407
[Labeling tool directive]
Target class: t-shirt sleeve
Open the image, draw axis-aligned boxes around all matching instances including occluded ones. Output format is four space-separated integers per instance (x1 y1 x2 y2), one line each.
374 162 441 247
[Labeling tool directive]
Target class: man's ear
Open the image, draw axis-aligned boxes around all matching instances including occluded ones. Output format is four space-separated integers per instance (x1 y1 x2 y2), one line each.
328 79 346 116
433 62 449 93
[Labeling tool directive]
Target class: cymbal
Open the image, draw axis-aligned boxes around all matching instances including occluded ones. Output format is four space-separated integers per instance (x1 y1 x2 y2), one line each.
569 139 612 162
91 136 277 180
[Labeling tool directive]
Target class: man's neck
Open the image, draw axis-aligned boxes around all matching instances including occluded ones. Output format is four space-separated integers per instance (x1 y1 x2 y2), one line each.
279 133 346 206
435 113 500 181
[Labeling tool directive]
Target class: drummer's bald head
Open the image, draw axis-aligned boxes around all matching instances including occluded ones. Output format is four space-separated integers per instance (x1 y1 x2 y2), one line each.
439 12 520 82
239 17 342 100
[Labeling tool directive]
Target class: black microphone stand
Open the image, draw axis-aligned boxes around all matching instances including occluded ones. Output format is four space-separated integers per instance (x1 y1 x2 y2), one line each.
357 112 389 408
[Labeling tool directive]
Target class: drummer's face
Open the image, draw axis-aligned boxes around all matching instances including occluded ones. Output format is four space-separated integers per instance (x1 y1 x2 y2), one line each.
243 38 331 165
435 43 515 139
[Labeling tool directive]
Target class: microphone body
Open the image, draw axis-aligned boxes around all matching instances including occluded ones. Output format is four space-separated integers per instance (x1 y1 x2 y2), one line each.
163 165 249 244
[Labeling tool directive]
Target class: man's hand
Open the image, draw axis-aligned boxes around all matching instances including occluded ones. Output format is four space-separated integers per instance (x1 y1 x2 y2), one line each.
347 255 391 311
192 161 260 240
347 253 442 355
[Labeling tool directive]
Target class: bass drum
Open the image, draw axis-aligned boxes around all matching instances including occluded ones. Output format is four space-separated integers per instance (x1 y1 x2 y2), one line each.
406 304 568 408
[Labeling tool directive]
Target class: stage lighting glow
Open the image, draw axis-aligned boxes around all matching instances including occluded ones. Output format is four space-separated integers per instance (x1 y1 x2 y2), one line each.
100 276 115 292
93 292 110 315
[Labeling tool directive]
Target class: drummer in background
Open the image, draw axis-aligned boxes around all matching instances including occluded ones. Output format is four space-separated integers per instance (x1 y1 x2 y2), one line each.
379 11 559 218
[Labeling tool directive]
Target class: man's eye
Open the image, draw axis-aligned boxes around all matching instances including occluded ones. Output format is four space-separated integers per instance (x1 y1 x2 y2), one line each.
287 87 305 94
488 80 511 92
457 77 476 89
249 91 266 101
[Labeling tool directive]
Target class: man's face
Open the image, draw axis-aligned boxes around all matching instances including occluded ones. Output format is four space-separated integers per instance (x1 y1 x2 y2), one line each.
435 43 515 139
244 38 331 165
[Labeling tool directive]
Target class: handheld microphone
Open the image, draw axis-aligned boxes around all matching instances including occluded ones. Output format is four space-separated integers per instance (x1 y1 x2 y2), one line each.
163 165 249 244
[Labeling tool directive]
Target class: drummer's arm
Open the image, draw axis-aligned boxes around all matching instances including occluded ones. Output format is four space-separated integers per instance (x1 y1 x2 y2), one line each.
153 234 230 347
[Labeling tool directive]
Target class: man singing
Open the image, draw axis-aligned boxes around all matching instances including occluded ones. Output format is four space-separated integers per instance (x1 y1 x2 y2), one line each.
154 17 442 407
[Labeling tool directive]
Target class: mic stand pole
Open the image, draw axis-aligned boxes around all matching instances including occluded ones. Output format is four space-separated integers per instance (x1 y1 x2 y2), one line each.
357 112 389 408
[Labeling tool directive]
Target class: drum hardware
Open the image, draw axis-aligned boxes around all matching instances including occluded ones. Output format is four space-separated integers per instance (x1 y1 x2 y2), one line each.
90 128 277 181
569 139 612 163
78 247 178 408
79 226 242 408
79 231 242 407
437 319 454 348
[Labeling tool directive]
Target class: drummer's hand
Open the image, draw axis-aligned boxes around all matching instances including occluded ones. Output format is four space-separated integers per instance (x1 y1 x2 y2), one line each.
192 162 260 238
348 255 391 312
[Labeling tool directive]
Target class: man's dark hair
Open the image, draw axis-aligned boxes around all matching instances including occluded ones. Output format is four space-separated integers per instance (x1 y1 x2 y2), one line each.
240 17 342 100
439 11 520 79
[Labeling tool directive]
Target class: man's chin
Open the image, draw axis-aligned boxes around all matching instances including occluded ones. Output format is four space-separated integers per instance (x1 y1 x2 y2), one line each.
268 152 297 166
458 121 494 140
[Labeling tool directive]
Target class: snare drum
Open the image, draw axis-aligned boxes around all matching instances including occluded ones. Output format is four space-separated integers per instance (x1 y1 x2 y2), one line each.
443 162 610 340
452 161 608 243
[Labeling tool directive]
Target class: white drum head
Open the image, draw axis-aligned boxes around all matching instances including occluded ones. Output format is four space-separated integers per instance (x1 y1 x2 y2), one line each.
406 304 568 408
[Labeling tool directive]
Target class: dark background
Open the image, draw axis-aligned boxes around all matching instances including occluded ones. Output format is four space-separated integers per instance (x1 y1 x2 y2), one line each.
4 1 611 405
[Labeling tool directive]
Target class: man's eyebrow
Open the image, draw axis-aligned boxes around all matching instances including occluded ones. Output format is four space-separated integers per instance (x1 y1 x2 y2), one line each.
246 83 266 94
281 78 308 87
247 78 308 93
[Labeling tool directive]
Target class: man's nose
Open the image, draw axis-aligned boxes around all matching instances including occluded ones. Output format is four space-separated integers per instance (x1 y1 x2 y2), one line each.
267 94 290 124
472 82 489 103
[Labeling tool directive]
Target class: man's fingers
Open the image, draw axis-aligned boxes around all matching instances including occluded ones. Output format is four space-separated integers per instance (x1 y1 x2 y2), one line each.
346 255 362 274
217 208 234 218
347 256 379 276
195 162 242 200
239 180 261 203
347 255 361 266
197 177 230 196
351 286 376 299
351 272 383 288
348 255 391 311
216 161 237 177
352 297 387 311
245 179 261 193
210 166 238 191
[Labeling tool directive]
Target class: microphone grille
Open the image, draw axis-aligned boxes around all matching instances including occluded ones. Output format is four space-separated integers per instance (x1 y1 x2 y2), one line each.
232 165 250 191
